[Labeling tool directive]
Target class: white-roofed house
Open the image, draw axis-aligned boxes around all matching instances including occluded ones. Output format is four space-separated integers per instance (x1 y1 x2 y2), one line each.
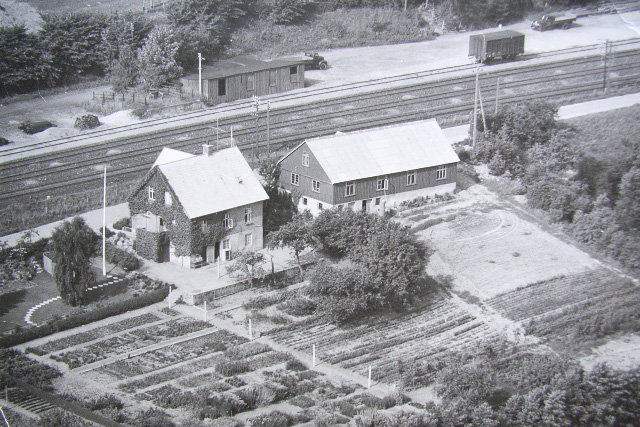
277 119 460 216
129 146 269 268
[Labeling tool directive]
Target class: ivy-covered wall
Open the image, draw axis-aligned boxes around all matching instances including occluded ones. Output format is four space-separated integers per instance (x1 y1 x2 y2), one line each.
135 229 169 262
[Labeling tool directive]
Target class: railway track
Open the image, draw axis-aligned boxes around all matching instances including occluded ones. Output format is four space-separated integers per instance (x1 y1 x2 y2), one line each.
2 45 639 200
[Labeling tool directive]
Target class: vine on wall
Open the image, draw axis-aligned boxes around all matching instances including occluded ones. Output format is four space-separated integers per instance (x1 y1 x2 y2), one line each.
135 229 169 262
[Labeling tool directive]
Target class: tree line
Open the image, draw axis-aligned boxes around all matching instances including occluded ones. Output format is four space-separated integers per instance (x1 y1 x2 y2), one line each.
1 0 601 97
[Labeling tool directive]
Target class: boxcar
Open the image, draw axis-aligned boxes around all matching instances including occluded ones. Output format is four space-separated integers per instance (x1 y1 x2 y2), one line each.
469 30 525 63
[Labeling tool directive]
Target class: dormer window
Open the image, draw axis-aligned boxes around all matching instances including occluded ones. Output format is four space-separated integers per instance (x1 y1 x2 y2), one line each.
302 152 309 167
148 186 155 200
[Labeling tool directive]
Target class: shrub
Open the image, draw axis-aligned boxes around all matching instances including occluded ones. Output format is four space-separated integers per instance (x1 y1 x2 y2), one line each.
99 226 115 238
0 137 11 146
243 293 287 310
289 394 315 408
89 394 123 411
102 242 140 271
285 359 308 372
277 297 316 317
112 217 131 230
74 114 101 130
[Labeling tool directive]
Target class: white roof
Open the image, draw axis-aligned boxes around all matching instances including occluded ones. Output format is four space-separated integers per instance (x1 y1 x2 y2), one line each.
304 119 460 183
156 147 268 219
152 147 196 167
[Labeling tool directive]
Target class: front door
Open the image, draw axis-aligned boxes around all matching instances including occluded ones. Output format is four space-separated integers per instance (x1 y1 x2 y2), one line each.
214 241 221 260
362 199 367 212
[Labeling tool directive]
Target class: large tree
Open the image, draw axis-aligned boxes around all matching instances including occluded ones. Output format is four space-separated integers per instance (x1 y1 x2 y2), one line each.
50 217 98 306
267 212 314 274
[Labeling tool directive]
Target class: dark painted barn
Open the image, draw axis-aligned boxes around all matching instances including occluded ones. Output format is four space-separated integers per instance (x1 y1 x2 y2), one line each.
180 56 305 104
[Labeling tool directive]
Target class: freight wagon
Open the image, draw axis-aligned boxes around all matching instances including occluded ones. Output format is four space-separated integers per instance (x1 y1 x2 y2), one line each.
468 30 525 63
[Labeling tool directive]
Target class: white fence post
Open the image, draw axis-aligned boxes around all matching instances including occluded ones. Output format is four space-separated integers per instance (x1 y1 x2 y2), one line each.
368 366 372 389
168 287 172 309
249 319 253 340
204 301 207 322
312 344 316 368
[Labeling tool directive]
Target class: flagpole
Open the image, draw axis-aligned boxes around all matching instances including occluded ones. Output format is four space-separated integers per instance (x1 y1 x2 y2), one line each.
103 167 107 276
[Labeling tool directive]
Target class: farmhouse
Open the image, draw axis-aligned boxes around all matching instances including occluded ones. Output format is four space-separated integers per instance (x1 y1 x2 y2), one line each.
277 119 460 215
180 56 305 105
129 146 269 268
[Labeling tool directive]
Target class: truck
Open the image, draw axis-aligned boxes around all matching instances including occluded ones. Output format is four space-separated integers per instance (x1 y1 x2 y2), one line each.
531 13 577 31
302 52 328 70
468 30 525 63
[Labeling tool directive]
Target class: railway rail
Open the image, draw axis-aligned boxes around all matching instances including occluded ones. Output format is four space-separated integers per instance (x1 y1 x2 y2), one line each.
1 40 640 235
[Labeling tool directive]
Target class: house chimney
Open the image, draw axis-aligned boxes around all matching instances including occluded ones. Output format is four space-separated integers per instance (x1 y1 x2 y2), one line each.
203 144 214 156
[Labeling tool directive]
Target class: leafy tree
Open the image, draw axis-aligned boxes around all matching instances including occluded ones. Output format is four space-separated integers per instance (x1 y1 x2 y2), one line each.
267 212 314 274
50 217 98 306
269 0 315 25
108 44 138 93
226 250 267 288
615 162 640 232
136 26 183 90
0 25 45 96
100 13 154 68
39 13 109 80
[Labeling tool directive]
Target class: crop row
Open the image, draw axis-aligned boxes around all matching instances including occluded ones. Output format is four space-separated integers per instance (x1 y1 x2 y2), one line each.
51 318 213 368
98 330 246 379
486 269 628 321
28 312 162 355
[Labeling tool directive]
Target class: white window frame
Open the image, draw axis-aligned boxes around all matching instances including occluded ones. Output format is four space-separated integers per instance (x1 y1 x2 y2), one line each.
407 171 416 186
345 181 355 197
148 186 155 200
244 233 252 247
302 152 309 167
436 166 447 180
222 239 231 260
312 180 320 193
376 176 388 191
291 173 299 186
223 212 234 229
164 191 172 206
245 207 252 224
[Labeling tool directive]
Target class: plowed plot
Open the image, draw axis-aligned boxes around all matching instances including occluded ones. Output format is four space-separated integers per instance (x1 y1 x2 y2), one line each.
269 293 501 388
486 268 640 350
412 187 600 298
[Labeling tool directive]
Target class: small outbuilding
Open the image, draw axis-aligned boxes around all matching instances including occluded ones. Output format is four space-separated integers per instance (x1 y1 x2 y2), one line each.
180 56 305 104
277 119 460 216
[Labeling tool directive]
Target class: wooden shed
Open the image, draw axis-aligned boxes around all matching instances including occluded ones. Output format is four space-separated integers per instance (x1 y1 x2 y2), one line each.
180 57 305 104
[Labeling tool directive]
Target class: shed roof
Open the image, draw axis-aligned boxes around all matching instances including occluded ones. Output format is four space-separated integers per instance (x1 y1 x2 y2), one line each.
156 147 268 219
287 119 460 184
471 30 524 41
181 56 304 81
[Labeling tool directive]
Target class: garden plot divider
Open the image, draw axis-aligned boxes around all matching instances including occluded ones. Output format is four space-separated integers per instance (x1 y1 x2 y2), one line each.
188 261 314 306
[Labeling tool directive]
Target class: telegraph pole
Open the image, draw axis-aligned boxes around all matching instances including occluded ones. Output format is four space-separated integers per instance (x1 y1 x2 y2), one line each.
602 40 611 92
251 96 260 164
198 52 205 98
102 167 107 277
266 100 271 154
472 64 479 147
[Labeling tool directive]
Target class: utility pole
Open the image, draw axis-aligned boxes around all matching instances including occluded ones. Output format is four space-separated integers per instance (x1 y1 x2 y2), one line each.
266 100 271 154
102 167 107 277
478 79 487 132
495 77 500 114
472 64 479 147
198 52 205 99
603 40 611 92
251 96 260 164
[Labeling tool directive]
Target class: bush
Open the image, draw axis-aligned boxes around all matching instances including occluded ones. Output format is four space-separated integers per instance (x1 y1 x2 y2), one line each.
18 120 55 134
277 297 316 317
0 137 11 146
74 114 101 130
112 217 131 230
285 359 308 372
99 226 115 238
102 242 140 271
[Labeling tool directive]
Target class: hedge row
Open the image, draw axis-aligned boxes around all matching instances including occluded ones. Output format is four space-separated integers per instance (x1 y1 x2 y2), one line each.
0 286 170 349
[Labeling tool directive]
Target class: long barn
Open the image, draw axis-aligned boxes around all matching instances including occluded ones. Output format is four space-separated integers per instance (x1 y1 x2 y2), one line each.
180 57 305 105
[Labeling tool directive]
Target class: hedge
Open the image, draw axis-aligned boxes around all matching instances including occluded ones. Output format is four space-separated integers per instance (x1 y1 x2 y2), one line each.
103 242 140 271
0 285 171 349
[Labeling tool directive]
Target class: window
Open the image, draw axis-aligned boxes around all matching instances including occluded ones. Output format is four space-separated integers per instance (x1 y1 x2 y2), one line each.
246 73 255 91
407 171 416 186
312 180 320 193
375 197 381 206
290 66 298 83
222 239 231 261
291 173 299 186
377 176 388 191
218 78 226 96
201 220 208 233
345 181 355 197
245 207 252 224
269 69 277 87
159 217 164 227
223 212 234 229
245 233 252 247
436 166 447 180
318 202 323 210
165 191 172 205
302 197 307 205
302 152 309 167
148 186 155 200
